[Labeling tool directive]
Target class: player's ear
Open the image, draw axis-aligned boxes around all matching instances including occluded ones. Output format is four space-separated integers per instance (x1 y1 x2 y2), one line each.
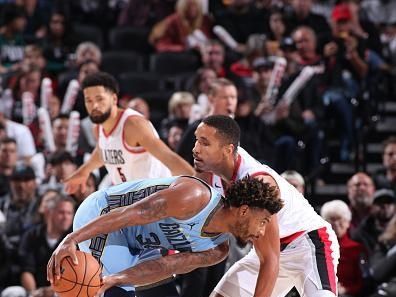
238 205 249 217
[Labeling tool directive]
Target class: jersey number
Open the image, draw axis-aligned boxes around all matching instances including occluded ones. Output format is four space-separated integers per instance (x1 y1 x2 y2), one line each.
117 167 127 182
136 233 161 248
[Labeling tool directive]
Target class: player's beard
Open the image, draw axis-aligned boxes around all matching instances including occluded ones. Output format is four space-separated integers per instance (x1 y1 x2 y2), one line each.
89 107 111 124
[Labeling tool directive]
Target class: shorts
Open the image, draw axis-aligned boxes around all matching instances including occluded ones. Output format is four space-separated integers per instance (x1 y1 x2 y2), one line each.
213 225 339 297
73 190 161 292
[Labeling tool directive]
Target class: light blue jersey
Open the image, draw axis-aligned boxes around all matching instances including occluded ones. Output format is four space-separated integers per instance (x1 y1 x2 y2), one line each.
73 176 229 292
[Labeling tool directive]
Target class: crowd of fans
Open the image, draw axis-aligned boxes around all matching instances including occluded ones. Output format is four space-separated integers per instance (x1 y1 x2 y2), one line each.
0 0 396 296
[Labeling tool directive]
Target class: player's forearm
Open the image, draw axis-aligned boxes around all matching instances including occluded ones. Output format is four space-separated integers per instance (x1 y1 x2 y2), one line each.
79 147 104 175
167 153 195 175
69 207 135 244
253 259 279 297
111 244 228 287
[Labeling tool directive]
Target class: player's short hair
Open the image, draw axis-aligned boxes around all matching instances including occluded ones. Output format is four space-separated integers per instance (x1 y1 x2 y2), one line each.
224 176 283 214
81 71 119 95
202 115 240 153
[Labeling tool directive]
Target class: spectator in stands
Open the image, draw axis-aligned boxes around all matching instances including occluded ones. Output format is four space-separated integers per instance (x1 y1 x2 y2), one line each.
321 200 367 297
177 78 238 165
42 10 77 75
352 189 396 256
118 0 176 28
47 94 61 121
0 4 27 72
74 41 102 69
165 120 185 151
367 213 396 297
0 99 36 162
233 90 275 167
212 0 267 44
51 114 69 152
373 136 396 194
188 67 217 121
21 0 50 40
281 170 305 194
249 56 309 173
18 44 47 73
40 151 77 194
347 172 376 230
9 65 42 124
19 194 74 297
127 97 151 120
160 92 194 139
0 165 39 287
266 8 290 56
0 138 18 197
321 3 369 161
229 33 268 86
200 40 227 77
149 0 212 52
284 0 331 49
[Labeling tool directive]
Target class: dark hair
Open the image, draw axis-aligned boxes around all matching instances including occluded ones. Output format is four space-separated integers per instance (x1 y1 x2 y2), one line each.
53 113 70 121
0 137 17 146
383 136 396 151
1 4 25 26
47 150 75 165
81 71 119 95
225 176 283 214
208 78 235 97
202 115 240 153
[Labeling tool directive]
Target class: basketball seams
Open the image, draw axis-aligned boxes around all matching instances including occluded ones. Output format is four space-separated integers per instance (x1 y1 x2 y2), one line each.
53 257 79 293
75 252 88 297
85 258 103 296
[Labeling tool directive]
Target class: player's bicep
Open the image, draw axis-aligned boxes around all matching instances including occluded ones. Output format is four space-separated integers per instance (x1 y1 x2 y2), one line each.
125 117 174 161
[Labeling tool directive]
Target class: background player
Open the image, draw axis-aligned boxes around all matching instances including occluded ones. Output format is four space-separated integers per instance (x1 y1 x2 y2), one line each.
63 72 194 194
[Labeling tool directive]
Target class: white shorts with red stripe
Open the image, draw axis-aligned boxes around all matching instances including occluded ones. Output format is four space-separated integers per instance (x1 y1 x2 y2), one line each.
212 225 339 297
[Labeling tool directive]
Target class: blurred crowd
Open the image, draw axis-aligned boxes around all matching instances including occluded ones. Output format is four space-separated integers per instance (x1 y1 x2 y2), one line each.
0 0 396 296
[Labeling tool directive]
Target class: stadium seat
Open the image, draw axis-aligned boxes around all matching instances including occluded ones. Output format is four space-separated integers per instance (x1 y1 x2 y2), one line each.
74 24 104 49
149 51 201 75
109 27 153 54
118 72 165 96
101 51 144 77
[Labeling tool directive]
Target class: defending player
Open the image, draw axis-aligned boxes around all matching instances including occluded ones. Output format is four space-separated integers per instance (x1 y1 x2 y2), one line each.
193 115 339 297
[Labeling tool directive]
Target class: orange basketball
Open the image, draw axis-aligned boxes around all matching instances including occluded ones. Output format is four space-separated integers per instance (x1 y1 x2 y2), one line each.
51 250 102 297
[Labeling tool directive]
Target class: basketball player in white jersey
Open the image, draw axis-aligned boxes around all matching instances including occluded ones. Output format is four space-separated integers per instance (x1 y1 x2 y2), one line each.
193 115 340 297
63 72 194 194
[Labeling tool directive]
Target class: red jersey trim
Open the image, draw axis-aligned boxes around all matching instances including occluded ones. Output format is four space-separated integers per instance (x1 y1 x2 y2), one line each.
102 110 125 138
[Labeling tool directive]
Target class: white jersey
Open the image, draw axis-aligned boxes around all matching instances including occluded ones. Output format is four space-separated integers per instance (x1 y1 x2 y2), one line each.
211 147 326 239
98 109 171 185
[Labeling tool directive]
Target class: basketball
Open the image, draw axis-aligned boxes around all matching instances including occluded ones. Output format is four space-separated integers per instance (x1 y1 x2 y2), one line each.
51 250 102 297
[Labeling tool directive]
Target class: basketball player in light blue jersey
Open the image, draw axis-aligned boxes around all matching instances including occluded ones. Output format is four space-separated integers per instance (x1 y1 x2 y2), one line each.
47 176 283 297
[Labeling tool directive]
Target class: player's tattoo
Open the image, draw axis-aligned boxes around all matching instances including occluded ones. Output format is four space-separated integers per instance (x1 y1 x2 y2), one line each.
115 243 229 287
137 197 168 220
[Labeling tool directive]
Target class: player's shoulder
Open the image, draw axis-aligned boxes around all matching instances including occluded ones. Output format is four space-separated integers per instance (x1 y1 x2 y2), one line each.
173 176 211 197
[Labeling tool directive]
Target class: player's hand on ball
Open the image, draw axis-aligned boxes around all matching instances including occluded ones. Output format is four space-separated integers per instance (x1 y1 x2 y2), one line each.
47 234 79 283
94 275 118 297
